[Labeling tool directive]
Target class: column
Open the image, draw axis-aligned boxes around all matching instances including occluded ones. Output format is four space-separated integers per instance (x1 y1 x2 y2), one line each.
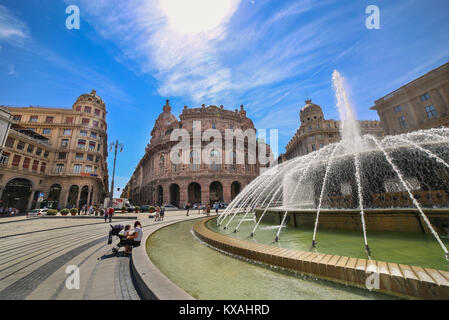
27 190 36 211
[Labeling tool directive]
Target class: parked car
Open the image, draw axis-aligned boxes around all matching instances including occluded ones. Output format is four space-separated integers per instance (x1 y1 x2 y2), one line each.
214 202 228 209
140 205 150 212
27 208 49 218
163 203 178 211
192 203 202 209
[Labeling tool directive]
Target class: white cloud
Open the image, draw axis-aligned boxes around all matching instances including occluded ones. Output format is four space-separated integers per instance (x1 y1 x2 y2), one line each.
0 5 29 43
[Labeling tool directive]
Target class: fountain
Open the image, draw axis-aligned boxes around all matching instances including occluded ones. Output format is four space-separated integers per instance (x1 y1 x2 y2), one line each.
217 70 449 264
147 70 449 300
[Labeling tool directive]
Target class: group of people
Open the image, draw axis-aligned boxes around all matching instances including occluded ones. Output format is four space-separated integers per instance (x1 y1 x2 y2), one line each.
119 221 143 255
184 202 219 217
0 207 19 216
153 205 165 221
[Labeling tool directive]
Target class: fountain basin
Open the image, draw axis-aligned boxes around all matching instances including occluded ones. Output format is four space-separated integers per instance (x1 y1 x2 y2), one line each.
254 207 449 235
195 217 449 299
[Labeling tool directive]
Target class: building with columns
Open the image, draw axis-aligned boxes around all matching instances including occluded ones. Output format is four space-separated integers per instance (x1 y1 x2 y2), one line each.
125 100 271 207
370 62 449 135
0 90 109 212
283 99 384 160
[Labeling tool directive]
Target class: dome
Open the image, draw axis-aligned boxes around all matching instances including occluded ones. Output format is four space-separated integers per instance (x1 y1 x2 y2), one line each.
300 99 324 123
75 89 105 107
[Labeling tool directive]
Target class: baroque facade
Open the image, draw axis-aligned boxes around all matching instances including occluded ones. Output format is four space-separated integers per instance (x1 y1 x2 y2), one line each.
126 100 270 207
0 90 109 212
371 62 449 135
284 99 384 160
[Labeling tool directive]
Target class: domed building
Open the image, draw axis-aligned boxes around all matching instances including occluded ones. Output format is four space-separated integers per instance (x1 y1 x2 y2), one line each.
0 90 109 212
126 100 271 207
284 99 384 160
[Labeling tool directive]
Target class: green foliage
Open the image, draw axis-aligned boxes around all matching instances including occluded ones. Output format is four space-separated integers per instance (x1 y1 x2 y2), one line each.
70 208 78 215
60 208 70 215
47 209 58 215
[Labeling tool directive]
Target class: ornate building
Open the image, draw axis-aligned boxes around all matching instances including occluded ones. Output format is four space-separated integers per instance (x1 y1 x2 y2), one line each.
126 100 270 207
371 62 449 135
0 90 109 212
284 99 384 160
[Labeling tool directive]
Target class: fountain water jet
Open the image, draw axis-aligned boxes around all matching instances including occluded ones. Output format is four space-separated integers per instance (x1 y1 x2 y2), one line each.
218 70 449 262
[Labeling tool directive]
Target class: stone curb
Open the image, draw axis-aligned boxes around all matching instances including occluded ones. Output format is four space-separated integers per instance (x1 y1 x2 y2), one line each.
40 215 138 220
194 217 449 300
131 219 195 300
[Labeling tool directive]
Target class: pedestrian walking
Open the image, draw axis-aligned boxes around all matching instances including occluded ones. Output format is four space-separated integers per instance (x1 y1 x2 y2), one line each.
160 204 165 221
155 206 161 221
185 202 190 216
215 203 219 215
206 204 211 216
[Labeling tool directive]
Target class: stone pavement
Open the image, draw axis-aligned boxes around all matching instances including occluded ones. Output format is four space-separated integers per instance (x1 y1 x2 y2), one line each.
0 210 202 300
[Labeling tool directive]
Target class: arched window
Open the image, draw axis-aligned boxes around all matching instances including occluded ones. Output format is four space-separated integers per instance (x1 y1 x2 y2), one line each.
159 155 165 174
210 149 220 171
190 151 199 171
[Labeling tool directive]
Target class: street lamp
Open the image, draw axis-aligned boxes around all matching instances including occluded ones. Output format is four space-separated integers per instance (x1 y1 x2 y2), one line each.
108 140 123 207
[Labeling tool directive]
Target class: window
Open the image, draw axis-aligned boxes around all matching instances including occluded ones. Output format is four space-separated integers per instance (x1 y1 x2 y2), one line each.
425 105 437 119
89 141 96 151
85 165 92 173
43 128 51 135
76 106 81 111
93 120 99 127
90 132 97 139
329 134 334 138
29 116 38 123
58 152 67 160
320 143 324 148
87 154 94 161
45 116 54 123
84 106 91 113
23 157 30 169
63 129 72 135
82 118 90 125
44 151 49 158
75 153 84 160
32 160 39 171
78 139 86 149
420 93 431 102
65 117 73 124
80 130 88 136
73 164 82 174
16 141 25 150
308 126 312 132
230 124 234 129
95 109 101 116
398 116 407 128
55 164 64 173
12 155 21 167
316 124 320 129
394 105 402 113
36 148 42 156
5 137 14 148
27 145 34 153
40 162 46 173
0 152 9 165
312 144 316 151
13 115 22 121
61 139 69 148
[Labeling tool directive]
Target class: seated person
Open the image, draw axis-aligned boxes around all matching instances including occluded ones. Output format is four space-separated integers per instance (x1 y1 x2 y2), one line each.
124 221 143 254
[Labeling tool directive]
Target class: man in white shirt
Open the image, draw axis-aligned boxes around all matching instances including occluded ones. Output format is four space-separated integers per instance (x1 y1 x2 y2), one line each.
124 221 143 255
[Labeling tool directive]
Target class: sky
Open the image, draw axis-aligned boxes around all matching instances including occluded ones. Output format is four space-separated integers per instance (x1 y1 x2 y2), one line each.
0 0 449 197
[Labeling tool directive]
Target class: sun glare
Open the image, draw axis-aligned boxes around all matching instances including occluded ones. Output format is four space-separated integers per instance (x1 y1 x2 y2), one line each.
158 0 239 34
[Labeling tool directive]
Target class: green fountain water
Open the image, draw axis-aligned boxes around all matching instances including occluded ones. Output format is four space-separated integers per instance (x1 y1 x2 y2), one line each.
209 214 449 271
147 219 394 300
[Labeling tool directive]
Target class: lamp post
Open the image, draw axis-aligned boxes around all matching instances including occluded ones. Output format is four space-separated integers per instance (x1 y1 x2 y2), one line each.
109 139 123 207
